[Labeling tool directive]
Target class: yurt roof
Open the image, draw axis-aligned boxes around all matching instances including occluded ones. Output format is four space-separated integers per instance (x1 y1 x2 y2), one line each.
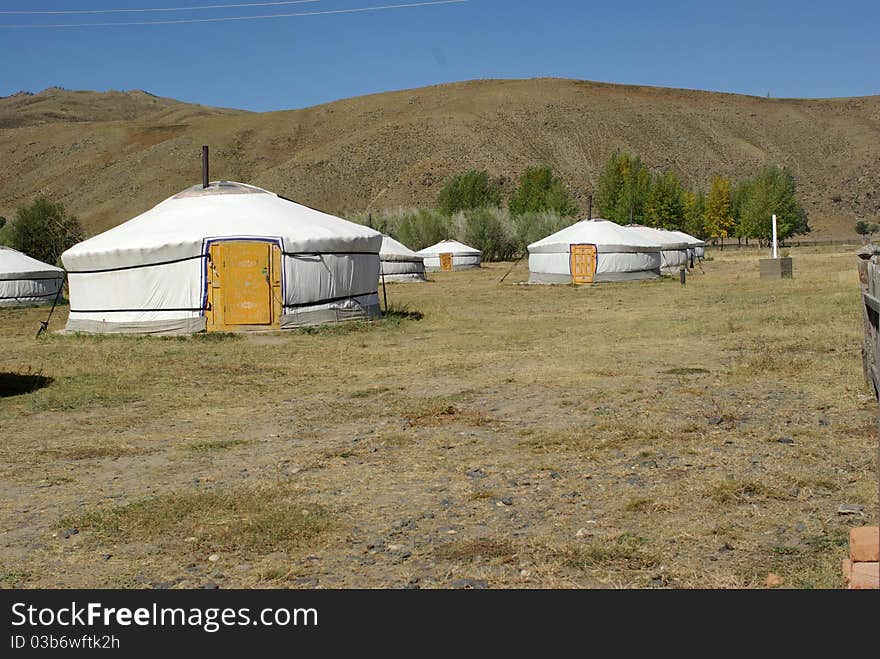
380 235 423 263
665 229 706 247
0 246 64 281
624 225 690 250
528 219 662 254
417 239 481 257
61 181 382 272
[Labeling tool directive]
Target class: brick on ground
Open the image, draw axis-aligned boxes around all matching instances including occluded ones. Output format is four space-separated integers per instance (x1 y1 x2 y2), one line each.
849 526 879 563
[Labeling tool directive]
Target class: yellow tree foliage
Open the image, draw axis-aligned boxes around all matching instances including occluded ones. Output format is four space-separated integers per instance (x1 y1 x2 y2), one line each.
704 176 735 241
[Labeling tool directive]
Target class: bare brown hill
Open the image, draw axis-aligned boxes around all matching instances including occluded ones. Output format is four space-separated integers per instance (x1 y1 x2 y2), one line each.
1 79 877 239
0 87 245 129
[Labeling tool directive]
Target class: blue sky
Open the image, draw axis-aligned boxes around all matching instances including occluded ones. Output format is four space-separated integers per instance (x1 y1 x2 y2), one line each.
1 0 878 111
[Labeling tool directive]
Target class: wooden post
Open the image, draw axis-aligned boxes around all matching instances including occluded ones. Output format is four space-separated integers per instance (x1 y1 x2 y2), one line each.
201 145 209 189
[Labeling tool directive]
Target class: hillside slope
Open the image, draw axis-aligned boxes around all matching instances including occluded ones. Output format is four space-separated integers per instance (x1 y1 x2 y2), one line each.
0 79 877 238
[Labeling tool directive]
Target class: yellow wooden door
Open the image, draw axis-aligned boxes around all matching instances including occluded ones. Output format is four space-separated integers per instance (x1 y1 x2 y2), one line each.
207 241 280 330
440 253 453 271
570 244 597 284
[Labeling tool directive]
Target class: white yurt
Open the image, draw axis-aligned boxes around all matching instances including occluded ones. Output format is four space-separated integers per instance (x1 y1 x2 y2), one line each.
624 225 689 272
417 239 481 272
667 229 706 261
61 181 383 334
527 218 661 284
379 235 426 282
0 246 64 307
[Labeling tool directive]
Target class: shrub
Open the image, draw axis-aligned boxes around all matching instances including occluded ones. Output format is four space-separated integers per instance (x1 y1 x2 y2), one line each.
395 208 451 251
9 196 84 265
510 210 574 255
461 207 517 261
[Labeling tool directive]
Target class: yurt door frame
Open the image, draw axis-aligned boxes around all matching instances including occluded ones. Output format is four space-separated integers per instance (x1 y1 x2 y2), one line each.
205 238 283 332
570 244 597 284
439 252 454 272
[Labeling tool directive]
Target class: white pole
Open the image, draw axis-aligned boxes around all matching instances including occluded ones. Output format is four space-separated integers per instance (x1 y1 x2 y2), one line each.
771 213 778 259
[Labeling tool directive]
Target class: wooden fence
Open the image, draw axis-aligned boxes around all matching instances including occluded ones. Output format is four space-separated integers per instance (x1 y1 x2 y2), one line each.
858 246 880 398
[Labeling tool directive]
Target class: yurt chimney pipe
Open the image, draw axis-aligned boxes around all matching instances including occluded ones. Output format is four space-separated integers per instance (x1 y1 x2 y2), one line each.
587 194 592 220
201 146 209 189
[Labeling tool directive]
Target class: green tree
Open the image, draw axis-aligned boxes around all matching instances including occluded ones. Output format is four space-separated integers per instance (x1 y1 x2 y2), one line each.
594 151 652 224
508 165 577 217
737 166 808 242
436 169 502 216
645 170 685 229
10 196 84 264
682 190 707 238
704 176 736 244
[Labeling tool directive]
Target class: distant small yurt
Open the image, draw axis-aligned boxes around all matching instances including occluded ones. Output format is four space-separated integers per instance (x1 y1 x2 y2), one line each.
528 219 661 284
379 235 426 282
624 225 689 272
61 181 383 334
667 229 706 261
0 246 64 307
418 239 481 272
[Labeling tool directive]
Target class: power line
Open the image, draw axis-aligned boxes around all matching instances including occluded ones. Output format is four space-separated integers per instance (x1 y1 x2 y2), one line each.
0 1 319 15
0 0 467 27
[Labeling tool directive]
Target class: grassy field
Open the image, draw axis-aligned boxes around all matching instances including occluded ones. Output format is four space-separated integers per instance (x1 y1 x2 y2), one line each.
0 245 876 589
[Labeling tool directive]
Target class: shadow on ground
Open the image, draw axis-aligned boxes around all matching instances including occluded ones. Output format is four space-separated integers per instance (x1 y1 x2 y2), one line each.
0 371 53 398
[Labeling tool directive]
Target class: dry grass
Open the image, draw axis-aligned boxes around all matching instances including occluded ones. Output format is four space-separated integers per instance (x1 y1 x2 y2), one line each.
435 538 518 563
60 483 331 557
0 246 876 588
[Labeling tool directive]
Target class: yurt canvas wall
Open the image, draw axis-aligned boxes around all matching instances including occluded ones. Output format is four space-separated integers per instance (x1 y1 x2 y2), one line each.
417 240 481 271
0 246 64 307
667 229 706 260
528 219 661 284
379 235 426 282
61 182 383 334
624 225 689 271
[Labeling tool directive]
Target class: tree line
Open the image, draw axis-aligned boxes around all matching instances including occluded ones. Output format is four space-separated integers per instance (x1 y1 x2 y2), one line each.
360 153 810 259
593 151 809 246
1 154 810 266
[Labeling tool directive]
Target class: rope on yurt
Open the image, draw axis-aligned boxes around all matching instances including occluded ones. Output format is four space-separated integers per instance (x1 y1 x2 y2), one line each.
36 281 64 338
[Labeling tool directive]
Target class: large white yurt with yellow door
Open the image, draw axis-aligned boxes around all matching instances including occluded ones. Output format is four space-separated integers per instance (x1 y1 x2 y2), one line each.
61 181 383 334
0 246 64 307
528 219 662 284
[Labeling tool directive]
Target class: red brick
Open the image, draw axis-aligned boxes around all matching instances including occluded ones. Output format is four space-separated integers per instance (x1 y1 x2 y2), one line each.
849 526 880 563
842 558 853 585
849 562 879 590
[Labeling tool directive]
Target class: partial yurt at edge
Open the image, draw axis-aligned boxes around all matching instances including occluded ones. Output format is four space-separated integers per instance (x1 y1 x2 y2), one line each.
667 229 706 261
379 235 426 282
0 246 64 307
418 239 481 272
527 219 661 284
624 225 689 272
61 181 383 334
